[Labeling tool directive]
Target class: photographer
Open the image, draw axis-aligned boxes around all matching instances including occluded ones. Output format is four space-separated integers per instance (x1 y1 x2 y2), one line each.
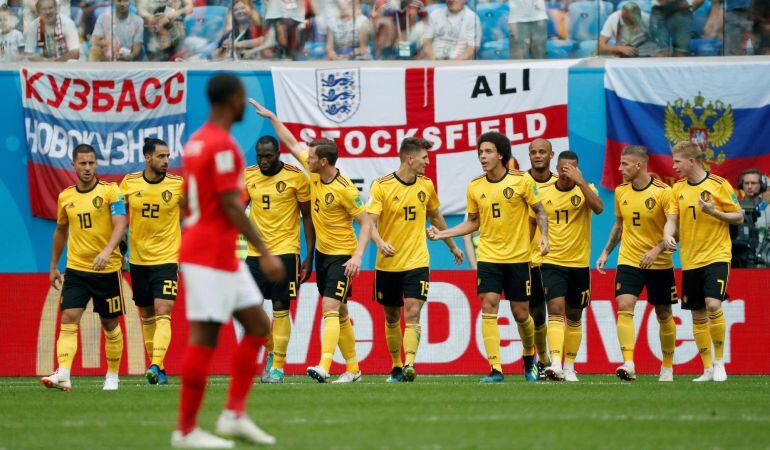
731 169 770 267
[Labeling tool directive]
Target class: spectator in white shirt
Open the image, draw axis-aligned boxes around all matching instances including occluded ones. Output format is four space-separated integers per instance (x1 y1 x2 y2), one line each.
24 0 79 61
508 0 548 59
326 0 371 60
422 0 480 60
0 6 24 61
599 1 657 57
89 0 144 61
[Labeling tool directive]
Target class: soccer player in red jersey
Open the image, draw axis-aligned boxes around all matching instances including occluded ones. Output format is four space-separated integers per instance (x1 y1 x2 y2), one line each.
172 73 285 449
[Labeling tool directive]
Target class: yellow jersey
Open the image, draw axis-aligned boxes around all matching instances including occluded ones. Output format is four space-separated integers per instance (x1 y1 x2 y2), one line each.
671 173 740 270
244 163 310 257
120 172 184 265
298 151 365 255
57 180 124 273
615 178 675 269
540 182 596 268
525 170 557 267
368 172 439 271
467 169 539 264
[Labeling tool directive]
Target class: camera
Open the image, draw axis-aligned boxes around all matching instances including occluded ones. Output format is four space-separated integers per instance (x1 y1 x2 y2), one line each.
731 199 768 268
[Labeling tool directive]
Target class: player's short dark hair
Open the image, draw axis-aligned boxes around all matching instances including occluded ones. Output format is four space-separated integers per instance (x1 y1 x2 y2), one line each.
309 138 335 148
621 145 649 162
558 150 579 164
72 143 96 160
206 72 244 106
314 142 339 166
143 138 168 157
477 132 511 167
256 135 279 153
399 137 432 159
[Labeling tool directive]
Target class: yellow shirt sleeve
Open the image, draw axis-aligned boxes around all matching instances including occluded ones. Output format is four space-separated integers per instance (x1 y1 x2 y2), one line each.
466 184 478 215
717 182 741 212
614 189 622 217
662 187 676 215
521 177 539 206
426 179 440 211
367 180 384 216
343 185 366 217
296 172 311 203
670 184 680 215
56 192 68 225
119 176 129 200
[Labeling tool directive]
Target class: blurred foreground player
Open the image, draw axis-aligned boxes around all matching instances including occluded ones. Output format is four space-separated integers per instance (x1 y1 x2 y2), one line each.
43 144 128 391
596 146 678 382
172 73 285 448
664 141 742 382
120 138 184 385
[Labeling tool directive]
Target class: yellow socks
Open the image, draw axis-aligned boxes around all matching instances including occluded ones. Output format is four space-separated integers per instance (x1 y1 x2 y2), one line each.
141 316 156 360
693 317 713 369
385 320 403 368
319 311 340 372
617 310 635 363
534 322 549 363
272 311 291 371
517 315 535 357
338 316 359 374
57 324 79 370
708 308 726 361
104 326 124 374
564 319 582 368
547 315 564 367
151 314 171 367
658 315 676 369
481 313 502 372
404 324 421 366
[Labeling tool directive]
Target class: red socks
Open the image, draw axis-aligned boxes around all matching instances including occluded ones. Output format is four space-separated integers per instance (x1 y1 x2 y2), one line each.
178 345 215 434
225 334 265 414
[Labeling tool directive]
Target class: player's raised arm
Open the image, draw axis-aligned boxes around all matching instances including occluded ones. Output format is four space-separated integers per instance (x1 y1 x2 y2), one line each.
426 208 464 265
561 163 604 214
597 216 623 274
299 200 316 283
248 98 304 162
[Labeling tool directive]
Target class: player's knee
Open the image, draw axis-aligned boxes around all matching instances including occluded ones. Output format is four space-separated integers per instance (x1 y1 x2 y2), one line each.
616 295 636 312
384 306 401 324
654 305 673 321
705 298 722 312
272 299 291 312
100 316 120 332
154 300 173 316
321 297 342 314
60 308 82 325
565 309 582 323
510 302 530 322
139 306 156 319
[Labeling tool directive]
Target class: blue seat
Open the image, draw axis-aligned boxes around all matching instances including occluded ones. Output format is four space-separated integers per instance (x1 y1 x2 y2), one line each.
298 41 327 60
546 39 575 58
476 2 510 44
617 0 652 13
575 39 597 56
546 1 565 10
184 6 228 42
567 0 614 42
479 39 509 59
690 37 722 55
691 0 711 38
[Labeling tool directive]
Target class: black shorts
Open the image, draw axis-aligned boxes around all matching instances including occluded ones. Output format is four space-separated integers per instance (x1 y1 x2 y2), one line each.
316 251 352 302
374 267 430 307
130 263 178 307
615 265 678 306
61 268 125 318
541 264 591 309
246 254 300 303
681 262 730 310
530 265 546 308
477 261 531 302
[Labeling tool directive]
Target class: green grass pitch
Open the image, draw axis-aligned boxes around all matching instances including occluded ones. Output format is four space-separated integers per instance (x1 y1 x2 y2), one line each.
2 375 769 449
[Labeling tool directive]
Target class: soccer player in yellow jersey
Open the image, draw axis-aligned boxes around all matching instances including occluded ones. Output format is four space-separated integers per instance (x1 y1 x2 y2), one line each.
538 151 604 382
524 138 558 379
120 138 183 385
42 144 128 391
429 131 550 383
250 99 373 383
368 137 464 383
596 146 679 382
664 141 743 382
244 135 315 384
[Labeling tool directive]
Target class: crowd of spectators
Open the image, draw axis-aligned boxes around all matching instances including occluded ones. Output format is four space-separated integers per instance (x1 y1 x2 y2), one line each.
0 0 767 62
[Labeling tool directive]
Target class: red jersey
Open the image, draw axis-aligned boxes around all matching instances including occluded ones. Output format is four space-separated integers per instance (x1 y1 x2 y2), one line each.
180 122 245 271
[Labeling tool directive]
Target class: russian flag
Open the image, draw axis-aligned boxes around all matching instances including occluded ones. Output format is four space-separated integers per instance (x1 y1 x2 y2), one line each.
602 59 770 189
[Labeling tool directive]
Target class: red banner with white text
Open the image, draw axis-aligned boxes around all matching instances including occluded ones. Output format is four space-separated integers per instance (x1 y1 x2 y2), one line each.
1 270 768 376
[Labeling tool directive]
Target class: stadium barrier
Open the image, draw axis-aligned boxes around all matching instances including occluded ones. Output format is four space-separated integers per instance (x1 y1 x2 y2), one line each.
2 269 768 376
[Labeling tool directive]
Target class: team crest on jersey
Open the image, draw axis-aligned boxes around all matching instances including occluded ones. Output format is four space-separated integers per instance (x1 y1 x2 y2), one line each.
162 190 173 203
664 92 733 170
418 191 427 203
503 187 514 199
325 193 335 205
700 191 712 202
645 197 656 210
276 181 287 193
570 195 582 208
316 68 360 123
92 196 104 209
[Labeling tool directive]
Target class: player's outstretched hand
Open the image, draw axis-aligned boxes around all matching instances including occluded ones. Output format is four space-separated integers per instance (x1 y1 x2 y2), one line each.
663 234 677 251
299 257 313 284
248 98 276 120
379 241 396 257
451 247 465 265
50 268 63 289
639 246 661 269
539 235 550 256
426 225 442 241
596 252 608 274
260 253 286 283
92 250 111 271
343 254 362 278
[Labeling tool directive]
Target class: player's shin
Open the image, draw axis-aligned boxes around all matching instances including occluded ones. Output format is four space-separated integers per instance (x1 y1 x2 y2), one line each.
226 334 265 414
178 345 214 434
617 310 635 363
385 320 403 368
319 311 341 371
564 318 582 371
104 325 124 374
658 315 676 369
693 316 713 369
338 316 359 374
481 313 502 372
271 310 291 371
708 308 726 362
56 323 79 373
547 314 564 368
403 323 421 366
152 314 172 367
